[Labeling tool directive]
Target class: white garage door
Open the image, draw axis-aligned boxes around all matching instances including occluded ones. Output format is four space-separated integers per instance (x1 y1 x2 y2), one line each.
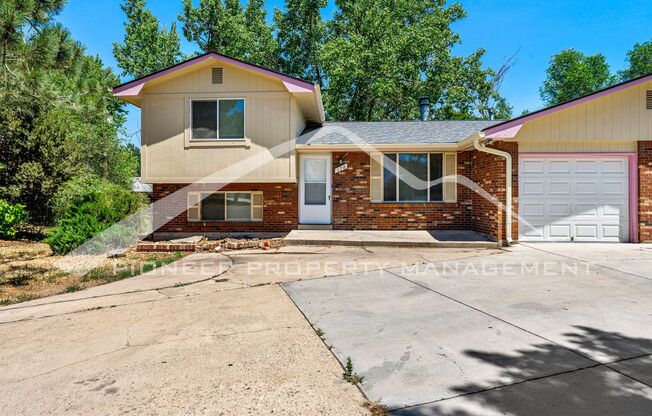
519 157 629 242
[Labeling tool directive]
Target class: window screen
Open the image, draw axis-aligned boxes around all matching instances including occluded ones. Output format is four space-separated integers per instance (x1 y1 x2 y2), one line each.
201 193 225 220
226 193 251 220
192 101 218 139
429 154 443 201
383 154 397 202
398 153 428 201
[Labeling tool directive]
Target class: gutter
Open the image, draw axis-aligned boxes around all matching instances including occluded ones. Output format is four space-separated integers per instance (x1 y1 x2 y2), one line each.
474 136 513 245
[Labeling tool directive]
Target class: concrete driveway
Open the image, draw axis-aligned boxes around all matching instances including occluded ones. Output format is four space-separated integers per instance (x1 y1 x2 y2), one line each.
283 243 652 415
0 245 490 415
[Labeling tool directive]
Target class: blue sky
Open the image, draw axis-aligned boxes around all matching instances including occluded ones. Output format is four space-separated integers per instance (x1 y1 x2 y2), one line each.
57 0 651 145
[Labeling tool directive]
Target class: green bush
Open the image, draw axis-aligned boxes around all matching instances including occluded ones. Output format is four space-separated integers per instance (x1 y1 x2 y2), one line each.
0 199 26 239
50 173 106 221
45 183 146 254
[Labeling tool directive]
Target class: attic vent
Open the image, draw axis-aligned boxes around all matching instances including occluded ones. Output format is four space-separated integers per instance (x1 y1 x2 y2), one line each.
212 68 223 84
647 90 652 110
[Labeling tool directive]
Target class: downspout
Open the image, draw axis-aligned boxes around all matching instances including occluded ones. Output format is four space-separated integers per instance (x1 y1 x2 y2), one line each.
474 136 513 245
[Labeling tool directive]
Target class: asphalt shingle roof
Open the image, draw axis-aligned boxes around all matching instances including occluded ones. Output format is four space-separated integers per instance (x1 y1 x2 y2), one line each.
297 120 502 146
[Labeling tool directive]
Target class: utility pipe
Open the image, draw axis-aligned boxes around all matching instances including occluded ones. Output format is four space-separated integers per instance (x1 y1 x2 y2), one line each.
474 136 513 244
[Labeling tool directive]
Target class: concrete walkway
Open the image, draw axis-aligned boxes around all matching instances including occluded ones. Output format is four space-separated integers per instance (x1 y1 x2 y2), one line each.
283 243 652 415
284 229 496 248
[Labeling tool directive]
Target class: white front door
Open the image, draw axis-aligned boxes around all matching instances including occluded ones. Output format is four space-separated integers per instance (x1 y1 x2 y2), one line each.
519 156 630 242
299 154 332 224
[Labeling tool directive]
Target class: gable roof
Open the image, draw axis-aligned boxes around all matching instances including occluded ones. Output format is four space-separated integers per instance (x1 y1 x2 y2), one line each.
112 51 316 97
483 71 652 138
297 120 501 146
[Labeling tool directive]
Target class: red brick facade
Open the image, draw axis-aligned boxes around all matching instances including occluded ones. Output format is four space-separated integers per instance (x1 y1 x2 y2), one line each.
150 148 521 242
639 141 652 242
470 142 519 244
330 152 473 230
152 183 298 234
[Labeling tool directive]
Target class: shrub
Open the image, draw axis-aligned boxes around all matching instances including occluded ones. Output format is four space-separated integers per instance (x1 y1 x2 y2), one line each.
0 199 26 239
50 173 106 221
45 183 146 254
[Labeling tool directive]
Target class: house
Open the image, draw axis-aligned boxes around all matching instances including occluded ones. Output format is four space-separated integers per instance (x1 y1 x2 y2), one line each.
113 52 652 244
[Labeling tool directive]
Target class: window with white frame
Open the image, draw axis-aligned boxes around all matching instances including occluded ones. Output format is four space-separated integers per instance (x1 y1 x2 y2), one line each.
382 153 444 202
187 191 263 221
191 99 245 140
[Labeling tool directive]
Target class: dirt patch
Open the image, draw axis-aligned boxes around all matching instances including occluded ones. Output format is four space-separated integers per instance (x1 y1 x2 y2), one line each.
0 240 188 306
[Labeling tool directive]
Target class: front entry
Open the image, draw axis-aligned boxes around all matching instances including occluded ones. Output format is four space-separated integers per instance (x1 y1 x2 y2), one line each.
299 154 332 224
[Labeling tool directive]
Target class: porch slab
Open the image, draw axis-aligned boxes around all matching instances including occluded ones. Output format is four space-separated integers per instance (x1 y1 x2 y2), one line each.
283 229 497 248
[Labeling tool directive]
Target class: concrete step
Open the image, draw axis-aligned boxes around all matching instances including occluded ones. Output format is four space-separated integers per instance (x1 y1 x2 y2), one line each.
298 224 334 230
284 230 498 249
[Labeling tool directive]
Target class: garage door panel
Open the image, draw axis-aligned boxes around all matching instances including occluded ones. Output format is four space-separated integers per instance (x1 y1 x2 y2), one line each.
549 224 572 239
521 180 545 195
549 202 571 216
519 156 629 242
549 181 571 194
601 180 627 195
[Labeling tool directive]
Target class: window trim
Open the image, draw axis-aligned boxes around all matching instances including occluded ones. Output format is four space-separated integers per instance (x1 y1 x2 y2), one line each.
189 98 246 141
382 152 445 203
188 191 263 222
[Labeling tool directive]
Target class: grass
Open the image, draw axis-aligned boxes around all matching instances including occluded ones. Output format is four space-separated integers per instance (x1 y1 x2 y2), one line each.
82 252 184 283
1 240 187 306
363 401 389 416
343 356 365 385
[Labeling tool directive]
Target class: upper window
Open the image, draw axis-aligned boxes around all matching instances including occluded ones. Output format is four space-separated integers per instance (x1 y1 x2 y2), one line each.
191 99 245 140
383 153 443 202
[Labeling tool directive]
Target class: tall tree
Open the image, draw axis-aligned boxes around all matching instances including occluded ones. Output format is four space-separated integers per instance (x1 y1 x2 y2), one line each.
620 40 652 81
113 0 183 79
540 49 614 106
245 0 279 68
179 0 277 68
0 1 136 224
274 0 326 84
320 0 510 121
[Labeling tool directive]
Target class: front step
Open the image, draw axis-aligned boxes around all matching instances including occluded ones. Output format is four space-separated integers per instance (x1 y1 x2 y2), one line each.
298 224 333 230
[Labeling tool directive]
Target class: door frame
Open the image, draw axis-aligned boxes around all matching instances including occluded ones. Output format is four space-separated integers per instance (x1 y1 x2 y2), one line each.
519 152 638 243
299 154 332 225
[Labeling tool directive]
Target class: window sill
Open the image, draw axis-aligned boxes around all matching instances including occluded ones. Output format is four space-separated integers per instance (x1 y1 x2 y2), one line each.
371 201 455 205
185 138 251 149
188 219 263 223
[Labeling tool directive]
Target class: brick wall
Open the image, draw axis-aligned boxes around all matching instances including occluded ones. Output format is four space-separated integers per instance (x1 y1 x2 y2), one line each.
639 141 652 242
152 183 298 234
470 142 519 244
330 152 473 230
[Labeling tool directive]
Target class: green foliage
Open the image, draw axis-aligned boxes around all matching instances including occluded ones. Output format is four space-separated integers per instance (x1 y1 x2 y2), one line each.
0 199 26 239
0 0 137 225
343 356 364 384
179 0 278 68
274 0 326 84
620 40 652 81
320 0 510 121
45 184 146 254
540 49 615 106
113 0 183 79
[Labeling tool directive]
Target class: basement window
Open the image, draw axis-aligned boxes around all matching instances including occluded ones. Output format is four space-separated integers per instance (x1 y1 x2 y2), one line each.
191 99 245 140
187 191 263 222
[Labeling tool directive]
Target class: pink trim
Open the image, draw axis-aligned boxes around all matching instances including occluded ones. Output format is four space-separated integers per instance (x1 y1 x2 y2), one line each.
113 53 314 96
485 124 522 139
485 73 652 138
520 152 639 243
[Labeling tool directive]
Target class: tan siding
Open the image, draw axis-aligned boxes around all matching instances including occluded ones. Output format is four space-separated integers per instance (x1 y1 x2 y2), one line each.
519 140 637 153
515 80 652 142
144 61 286 94
140 62 301 183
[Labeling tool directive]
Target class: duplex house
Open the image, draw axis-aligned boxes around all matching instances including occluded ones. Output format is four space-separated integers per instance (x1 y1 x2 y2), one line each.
114 52 652 244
